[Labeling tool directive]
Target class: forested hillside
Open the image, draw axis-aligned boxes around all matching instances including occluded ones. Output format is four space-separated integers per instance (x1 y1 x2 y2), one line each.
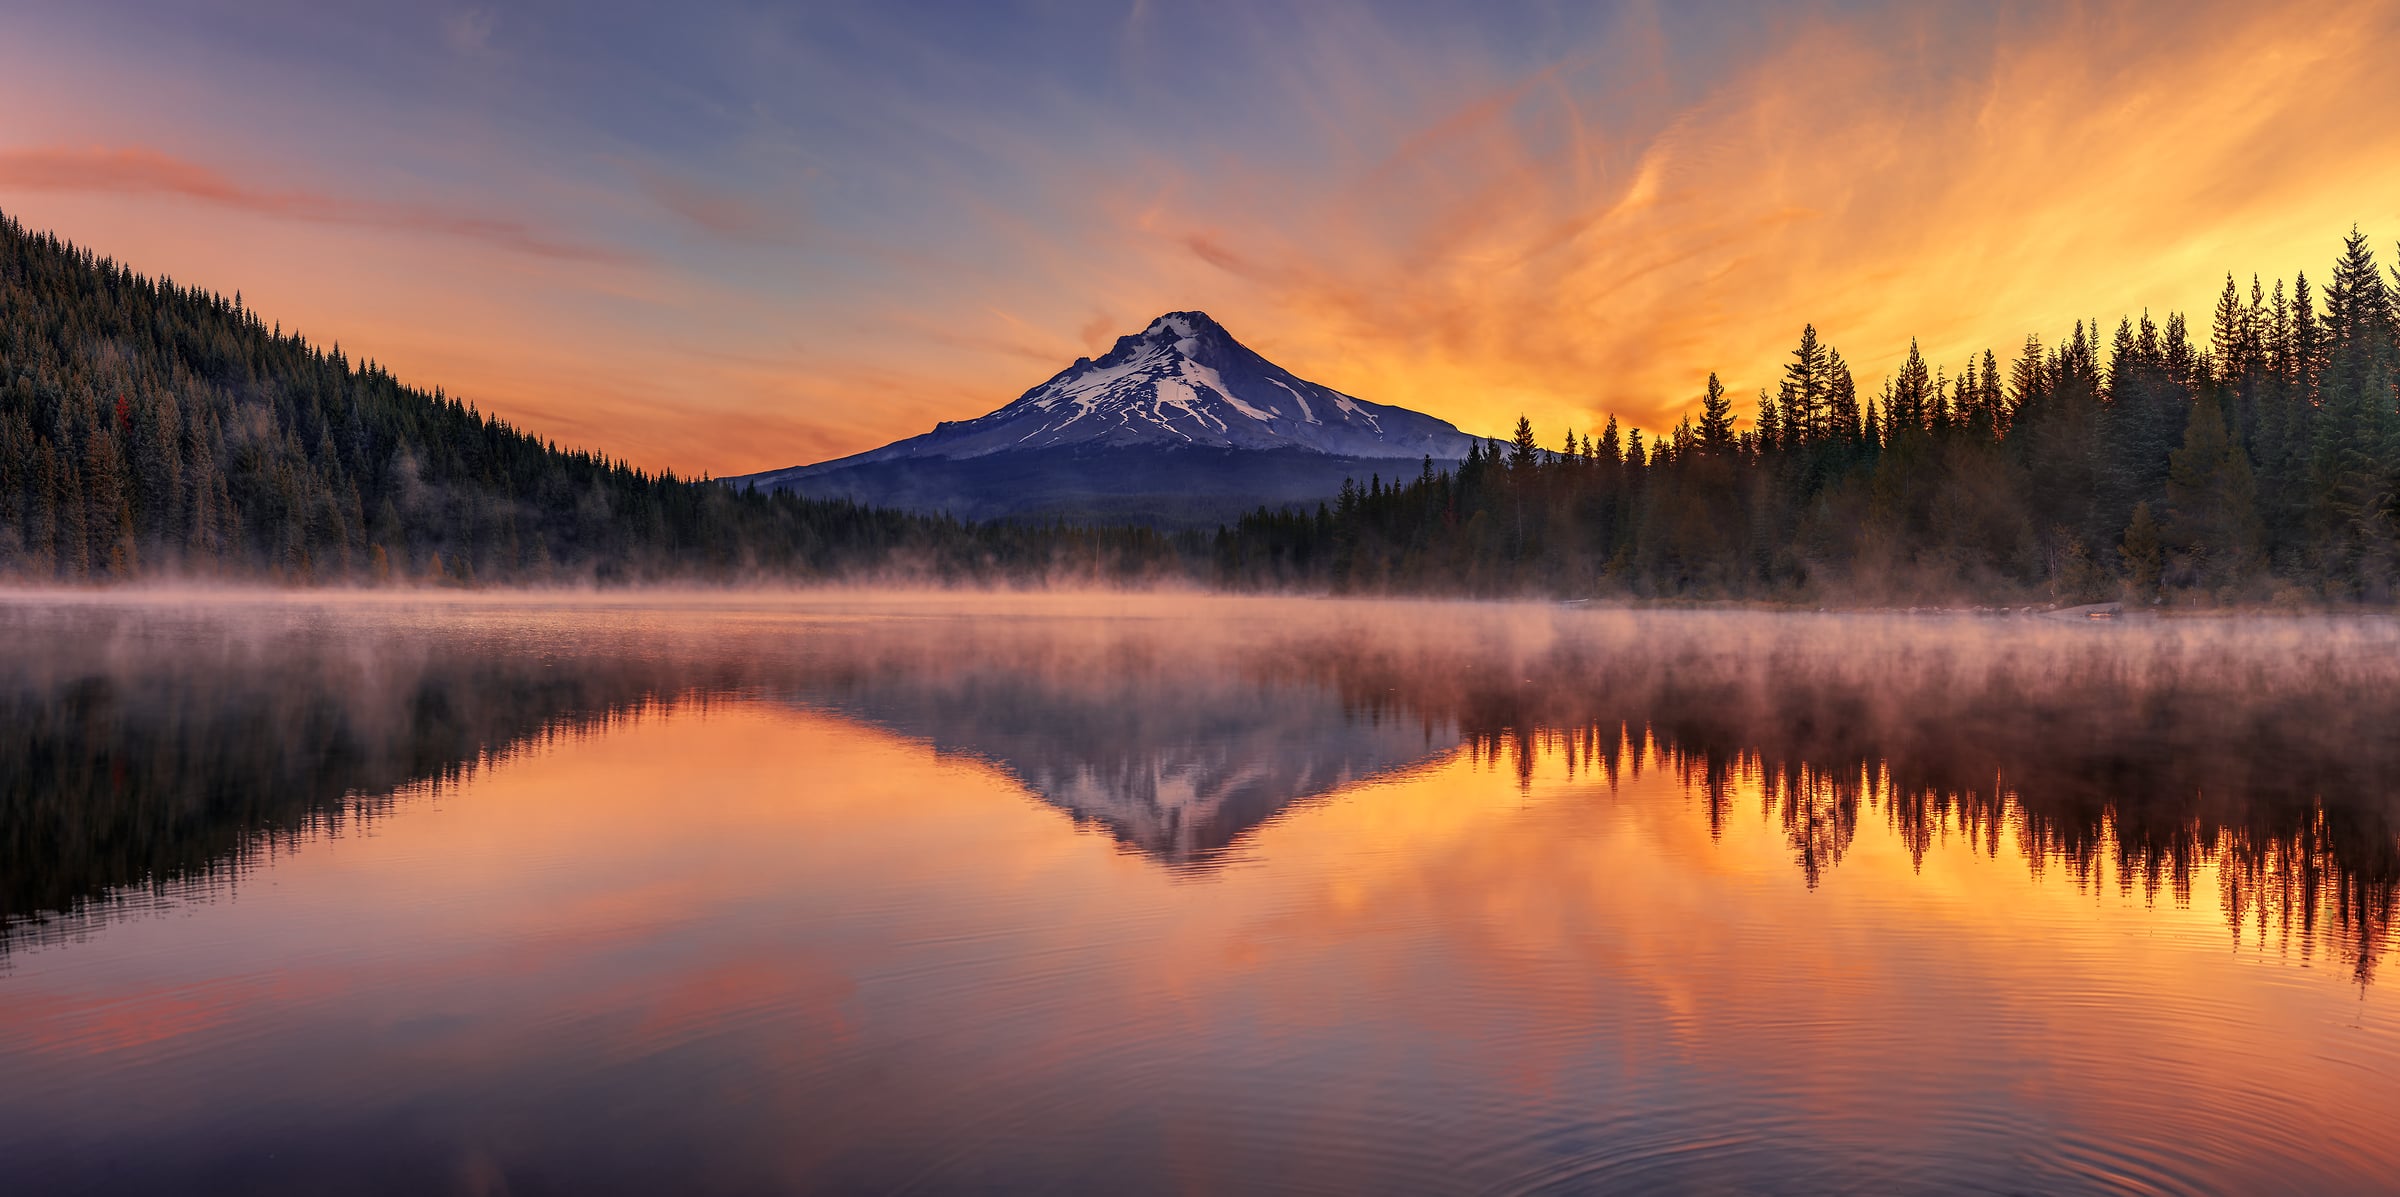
1218 229 2400 605
0 212 1178 584
6 210 2399 604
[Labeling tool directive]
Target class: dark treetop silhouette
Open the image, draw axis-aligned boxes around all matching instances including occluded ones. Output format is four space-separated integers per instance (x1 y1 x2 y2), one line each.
1216 229 2400 604
0 212 1179 586
7 600 2394 985
4 211 2399 602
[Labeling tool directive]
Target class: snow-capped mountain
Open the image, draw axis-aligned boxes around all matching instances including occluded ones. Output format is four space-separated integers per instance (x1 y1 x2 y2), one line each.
844 311 1474 462
795 668 1458 869
727 312 1482 525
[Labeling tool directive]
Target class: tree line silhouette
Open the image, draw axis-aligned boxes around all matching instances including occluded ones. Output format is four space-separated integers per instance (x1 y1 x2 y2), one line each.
11 602 2390 984
0 606 736 952
6 208 2400 602
1288 618 2400 988
1219 228 2400 603
1449 727 2397 990
0 211 1175 585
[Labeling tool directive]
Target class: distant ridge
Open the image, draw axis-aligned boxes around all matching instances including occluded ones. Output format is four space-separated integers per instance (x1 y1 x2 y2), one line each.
0 211 1178 585
729 311 1482 526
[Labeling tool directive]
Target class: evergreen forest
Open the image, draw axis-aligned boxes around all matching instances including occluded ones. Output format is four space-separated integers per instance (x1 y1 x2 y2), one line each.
1221 228 2400 605
7 208 2400 605
0 211 1174 585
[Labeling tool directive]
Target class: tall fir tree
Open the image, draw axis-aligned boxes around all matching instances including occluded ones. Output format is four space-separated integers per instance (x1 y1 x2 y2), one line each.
1698 373 1738 456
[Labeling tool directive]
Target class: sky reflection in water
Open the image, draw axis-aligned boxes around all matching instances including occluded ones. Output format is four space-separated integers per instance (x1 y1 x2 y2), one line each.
1 594 2396 1194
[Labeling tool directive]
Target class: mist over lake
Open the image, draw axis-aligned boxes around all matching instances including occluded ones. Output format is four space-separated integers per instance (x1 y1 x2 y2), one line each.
10 0 2400 1189
3 593 2396 1194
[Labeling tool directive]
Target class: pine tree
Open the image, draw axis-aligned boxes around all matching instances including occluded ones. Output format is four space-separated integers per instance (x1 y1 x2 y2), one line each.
2250 276 2311 556
1697 373 1737 456
2008 334 2046 415
28 439 58 575
1509 416 1539 473
2212 273 2248 377
1782 325 1830 443
83 429 135 577
1892 340 1931 434
2290 271 2323 404
1984 349 2004 428
2096 311 2191 544
2022 322 2103 549
56 448 88 578
1931 365 1954 436
1827 349 1861 444
2307 228 2400 592
2163 391 2262 589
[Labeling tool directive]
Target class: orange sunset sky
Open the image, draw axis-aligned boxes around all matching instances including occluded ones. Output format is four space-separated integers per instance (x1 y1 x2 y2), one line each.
4 0 2399 476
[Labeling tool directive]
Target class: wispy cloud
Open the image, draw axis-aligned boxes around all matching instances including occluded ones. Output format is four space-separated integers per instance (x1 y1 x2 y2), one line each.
0 146 636 267
1036 0 2400 441
442 8 498 59
637 169 805 244
9 0 2398 476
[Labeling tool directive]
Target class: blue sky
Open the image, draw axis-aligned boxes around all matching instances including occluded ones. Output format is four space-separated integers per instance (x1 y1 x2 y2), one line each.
4 0 2396 472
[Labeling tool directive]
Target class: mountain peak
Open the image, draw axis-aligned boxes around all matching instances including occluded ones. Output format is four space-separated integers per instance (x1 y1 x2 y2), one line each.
737 311 1479 493
1123 310 1233 362
1137 310 1225 341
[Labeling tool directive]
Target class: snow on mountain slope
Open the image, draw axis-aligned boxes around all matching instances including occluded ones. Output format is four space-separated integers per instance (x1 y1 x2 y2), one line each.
737 311 1479 492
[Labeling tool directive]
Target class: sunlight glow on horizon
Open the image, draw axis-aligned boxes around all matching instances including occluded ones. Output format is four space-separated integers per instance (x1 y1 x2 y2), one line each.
4 0 2397 474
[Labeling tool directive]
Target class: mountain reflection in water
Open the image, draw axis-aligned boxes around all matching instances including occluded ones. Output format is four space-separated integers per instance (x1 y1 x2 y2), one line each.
3 594 2398 1193
798 671 1459 867
9 595 2393 976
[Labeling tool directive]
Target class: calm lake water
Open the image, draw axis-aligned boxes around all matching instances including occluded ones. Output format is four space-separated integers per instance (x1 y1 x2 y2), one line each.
3 593 2398 1195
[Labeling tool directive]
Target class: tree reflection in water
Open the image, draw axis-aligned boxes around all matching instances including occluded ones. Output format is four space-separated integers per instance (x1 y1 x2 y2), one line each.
4 597 2395 985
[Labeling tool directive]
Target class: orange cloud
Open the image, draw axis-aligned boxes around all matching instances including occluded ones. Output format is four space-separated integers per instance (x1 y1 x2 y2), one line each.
7 1 2399 479
637 168 806 245
0 145 636 267
972 0 2400 448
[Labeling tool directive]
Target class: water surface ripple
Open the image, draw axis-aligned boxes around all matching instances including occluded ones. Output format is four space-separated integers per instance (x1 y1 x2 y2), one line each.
1 593 2395 1194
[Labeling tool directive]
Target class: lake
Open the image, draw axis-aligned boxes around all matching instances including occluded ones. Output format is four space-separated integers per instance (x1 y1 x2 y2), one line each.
2 593 2397 1194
